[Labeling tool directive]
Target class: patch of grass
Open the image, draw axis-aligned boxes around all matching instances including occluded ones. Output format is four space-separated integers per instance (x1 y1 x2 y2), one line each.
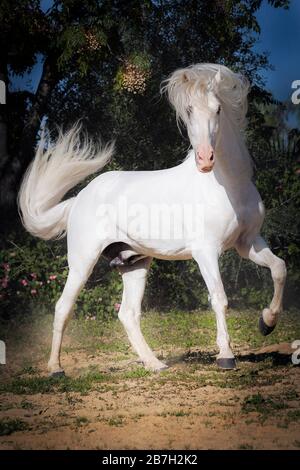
20 400 35 410
142 311 216 349
68 317 129 354
57 411 69 417
238 443 254 450
121 367 151 379
75 416 89 426
156 368 206 386
0 370 109 395
132 413 144 422
172 410 191 417
226 310 300 349
19 366 39 376
286 409 300 421
0 402 16 411
283 389 299 400
207 366 286 389
107 415 125 427
154 363 285 390
159 410 191 418
0 418 29 436
242 393 288 416
140 309 300 351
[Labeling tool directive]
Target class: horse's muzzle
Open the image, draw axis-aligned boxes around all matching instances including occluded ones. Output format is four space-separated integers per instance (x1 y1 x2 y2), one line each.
197 164 214 173
196 160 215 173
195 148 215 173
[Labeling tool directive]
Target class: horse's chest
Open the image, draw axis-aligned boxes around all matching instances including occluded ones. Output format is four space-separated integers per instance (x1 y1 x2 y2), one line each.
202 190 257 242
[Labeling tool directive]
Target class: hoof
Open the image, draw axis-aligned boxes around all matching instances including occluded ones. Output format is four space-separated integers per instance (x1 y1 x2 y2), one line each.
216 357 237 370
154 363 169 373
110 257 125 268
49 370 66 378
259 314 276 336
145 361 169 373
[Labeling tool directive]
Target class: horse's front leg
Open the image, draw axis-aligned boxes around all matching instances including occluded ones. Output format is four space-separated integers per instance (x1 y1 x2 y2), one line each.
192 246 236 369
236 235 287 335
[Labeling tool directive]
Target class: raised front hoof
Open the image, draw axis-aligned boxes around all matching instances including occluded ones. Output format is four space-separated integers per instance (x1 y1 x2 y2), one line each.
259 315 276 336
216 357 237 370
49 370 66 378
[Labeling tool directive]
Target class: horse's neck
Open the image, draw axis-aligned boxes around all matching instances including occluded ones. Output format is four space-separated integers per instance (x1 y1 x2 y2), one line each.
214 116 253 190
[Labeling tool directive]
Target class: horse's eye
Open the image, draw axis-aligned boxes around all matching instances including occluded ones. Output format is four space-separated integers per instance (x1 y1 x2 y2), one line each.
186 106 192 118
217 105 221 115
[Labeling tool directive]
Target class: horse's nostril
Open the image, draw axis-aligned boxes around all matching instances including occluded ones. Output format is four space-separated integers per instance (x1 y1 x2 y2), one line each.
210 154 214 161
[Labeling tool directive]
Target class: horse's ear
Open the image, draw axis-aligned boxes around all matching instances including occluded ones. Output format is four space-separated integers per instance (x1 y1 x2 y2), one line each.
208 68 222 92
182 72 189 83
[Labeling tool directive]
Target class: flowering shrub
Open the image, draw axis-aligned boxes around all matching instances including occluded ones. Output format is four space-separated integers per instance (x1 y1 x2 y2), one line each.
115 53 151 95
0 234 122 319
0 240 66 312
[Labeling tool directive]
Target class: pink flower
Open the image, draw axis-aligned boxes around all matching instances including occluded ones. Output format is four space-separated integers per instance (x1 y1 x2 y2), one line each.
3 263 10 272
21 279 28 287
39 281 43 286
30 273 37 279
114 303 121 312
30 289 37 295
49 275 57 281
1 277 8 288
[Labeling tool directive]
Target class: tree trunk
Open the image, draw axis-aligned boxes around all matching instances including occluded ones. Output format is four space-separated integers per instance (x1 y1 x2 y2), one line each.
0 55 59 208
0 65 9 176
19 55 59 171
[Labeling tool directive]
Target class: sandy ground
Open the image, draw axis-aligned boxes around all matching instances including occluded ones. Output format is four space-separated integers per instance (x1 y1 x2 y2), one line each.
1 334 300 450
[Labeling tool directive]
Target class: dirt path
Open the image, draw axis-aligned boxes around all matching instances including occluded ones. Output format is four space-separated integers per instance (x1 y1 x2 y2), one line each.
1 311 300 449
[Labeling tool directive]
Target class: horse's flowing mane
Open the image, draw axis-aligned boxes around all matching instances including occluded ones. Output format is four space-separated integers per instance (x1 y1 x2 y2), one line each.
162 63 250 130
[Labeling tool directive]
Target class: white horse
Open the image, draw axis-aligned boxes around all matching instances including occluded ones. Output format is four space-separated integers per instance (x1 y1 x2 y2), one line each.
19 63 286 375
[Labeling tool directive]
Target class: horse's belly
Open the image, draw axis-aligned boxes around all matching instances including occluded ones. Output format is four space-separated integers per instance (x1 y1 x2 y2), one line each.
124 239 193 260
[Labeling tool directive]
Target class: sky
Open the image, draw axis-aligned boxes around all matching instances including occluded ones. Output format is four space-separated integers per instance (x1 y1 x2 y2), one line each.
253 0 300 101
10 0 300 104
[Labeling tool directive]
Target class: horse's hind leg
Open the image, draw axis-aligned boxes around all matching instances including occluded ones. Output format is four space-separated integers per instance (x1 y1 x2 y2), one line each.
118 257 168 372
236 235 287 335
48 253 99 376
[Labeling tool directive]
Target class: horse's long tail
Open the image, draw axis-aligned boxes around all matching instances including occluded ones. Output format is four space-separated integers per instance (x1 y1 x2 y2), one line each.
18 125 114 240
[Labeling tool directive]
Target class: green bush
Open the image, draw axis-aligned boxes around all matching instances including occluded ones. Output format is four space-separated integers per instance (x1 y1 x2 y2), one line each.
0 231 123 319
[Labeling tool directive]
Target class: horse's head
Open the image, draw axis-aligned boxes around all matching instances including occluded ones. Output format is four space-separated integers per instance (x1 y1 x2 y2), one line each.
184 71 222 173
163 64 249 174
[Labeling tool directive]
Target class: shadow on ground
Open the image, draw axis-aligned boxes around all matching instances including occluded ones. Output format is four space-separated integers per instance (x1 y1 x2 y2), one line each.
166 349 296 367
